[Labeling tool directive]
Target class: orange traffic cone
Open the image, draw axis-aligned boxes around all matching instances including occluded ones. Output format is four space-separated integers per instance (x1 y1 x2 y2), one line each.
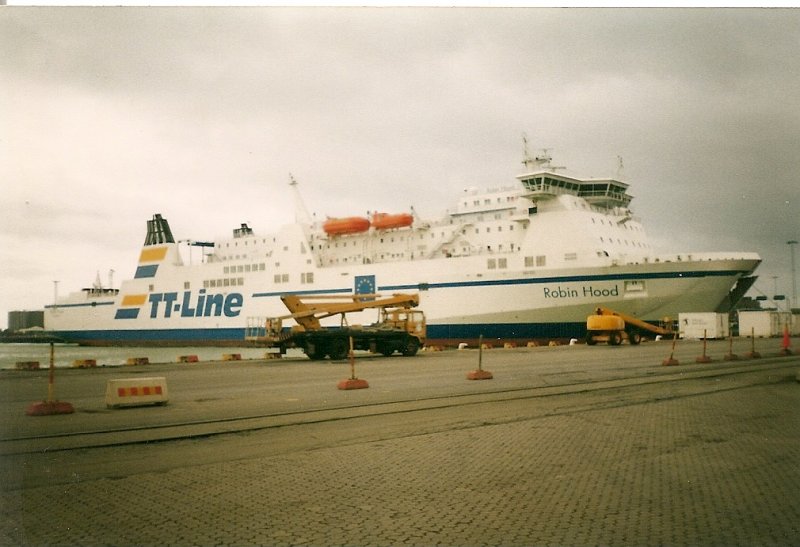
779 324 792 356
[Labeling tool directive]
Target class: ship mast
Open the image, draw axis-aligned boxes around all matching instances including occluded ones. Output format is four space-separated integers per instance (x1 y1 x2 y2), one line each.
521 134 564 172
289 174 323 267
289 173 312 224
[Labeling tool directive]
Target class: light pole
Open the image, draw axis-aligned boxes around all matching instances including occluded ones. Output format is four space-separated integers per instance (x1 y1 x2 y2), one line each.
789 240 798 312
772 276 780 310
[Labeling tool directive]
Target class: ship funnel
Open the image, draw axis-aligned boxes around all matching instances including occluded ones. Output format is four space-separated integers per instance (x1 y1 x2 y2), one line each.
145 214 175 246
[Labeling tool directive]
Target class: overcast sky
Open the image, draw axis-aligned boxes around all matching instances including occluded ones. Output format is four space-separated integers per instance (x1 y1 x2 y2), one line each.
2 7 799 329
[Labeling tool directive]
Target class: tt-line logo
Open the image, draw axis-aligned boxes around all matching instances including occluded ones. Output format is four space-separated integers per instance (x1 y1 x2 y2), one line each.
147 290 243 318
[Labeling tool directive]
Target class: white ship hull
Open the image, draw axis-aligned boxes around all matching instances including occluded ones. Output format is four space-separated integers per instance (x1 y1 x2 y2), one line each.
45 251 759 346
44 152 761 346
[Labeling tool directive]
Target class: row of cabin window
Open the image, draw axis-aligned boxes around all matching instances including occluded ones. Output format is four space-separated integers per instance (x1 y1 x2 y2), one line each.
312 224 520 250
273 272 315 284
599 237 648 248
489 256 548 269
223 263 267 274
592 217 642 230
222 238 275 247
203 277 245 289
462 195 516 208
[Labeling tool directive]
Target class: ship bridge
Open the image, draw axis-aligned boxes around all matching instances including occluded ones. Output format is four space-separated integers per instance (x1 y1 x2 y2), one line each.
517 172 633 209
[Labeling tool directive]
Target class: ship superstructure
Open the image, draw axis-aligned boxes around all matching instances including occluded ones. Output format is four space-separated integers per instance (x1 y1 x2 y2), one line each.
45 149 760 346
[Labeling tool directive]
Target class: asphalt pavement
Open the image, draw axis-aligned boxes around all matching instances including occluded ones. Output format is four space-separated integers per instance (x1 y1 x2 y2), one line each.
1 337 799 547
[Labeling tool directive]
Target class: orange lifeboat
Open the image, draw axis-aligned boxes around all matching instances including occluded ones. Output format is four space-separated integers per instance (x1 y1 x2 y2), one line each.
322 216 370 236
371 212 414 230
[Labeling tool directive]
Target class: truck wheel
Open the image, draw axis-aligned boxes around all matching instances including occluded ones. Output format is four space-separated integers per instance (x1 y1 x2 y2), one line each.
328 338 349 360
627 330 642 345
401 337 420 357
305 342 327 361
608 332 622 346
378 345 394 357
586 334 598 346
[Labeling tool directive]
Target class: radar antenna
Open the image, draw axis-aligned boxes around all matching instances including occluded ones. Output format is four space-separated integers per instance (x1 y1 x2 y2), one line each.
521 134 565 171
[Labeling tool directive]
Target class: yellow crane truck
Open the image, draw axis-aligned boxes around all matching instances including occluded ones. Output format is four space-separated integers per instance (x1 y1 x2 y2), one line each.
245 293 426 360
586 307 674 346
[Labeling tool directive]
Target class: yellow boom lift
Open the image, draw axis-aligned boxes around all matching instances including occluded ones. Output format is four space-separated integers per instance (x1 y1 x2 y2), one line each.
245 293 426 360
586 307 674 346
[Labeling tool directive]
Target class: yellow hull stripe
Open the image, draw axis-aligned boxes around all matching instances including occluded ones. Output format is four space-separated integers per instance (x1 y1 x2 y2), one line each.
121 294 148 306
139 247 168 263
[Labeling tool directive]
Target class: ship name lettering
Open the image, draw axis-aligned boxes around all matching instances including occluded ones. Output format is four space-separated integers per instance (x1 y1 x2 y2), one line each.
543 285 619 299
148 290 243 318
583 285 619 298
542 286 579 299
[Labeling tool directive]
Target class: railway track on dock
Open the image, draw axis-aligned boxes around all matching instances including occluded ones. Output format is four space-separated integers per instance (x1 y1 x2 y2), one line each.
3 356 796 456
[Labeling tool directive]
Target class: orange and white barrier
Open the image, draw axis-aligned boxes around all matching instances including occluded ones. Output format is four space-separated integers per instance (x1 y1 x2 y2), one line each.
16 361 40 370
126 357 150 366
178 355 199 363
105 377 169 408
222 353 242 361
72 359 97 368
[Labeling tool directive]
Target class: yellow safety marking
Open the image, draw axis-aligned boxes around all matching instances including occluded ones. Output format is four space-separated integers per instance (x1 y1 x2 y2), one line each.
121 294 148 306
139 247 168 263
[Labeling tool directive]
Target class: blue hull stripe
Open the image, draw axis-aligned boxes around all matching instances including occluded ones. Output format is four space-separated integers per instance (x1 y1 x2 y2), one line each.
135 265 159 278
380 268 745 291
54 327 246 344
249 268 747 300
114 308 140 320
53 322 589 345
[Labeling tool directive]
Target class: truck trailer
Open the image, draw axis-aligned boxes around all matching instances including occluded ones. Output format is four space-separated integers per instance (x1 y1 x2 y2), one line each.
245 293 426 360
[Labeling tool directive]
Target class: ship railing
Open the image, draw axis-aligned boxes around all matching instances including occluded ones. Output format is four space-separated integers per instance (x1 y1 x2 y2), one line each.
649 252 762 264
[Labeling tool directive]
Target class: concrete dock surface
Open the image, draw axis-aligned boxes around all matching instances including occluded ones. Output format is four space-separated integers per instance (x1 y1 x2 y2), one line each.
1 337 799 546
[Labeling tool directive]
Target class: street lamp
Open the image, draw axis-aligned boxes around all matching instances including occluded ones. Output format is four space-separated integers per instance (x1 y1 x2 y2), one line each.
789 240 798 312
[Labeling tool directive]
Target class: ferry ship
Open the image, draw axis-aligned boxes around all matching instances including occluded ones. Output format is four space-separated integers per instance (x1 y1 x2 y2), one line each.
44 149 761 346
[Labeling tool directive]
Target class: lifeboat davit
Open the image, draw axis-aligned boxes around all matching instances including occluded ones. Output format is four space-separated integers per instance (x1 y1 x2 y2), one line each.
371 212 414 230
323 216 370 236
